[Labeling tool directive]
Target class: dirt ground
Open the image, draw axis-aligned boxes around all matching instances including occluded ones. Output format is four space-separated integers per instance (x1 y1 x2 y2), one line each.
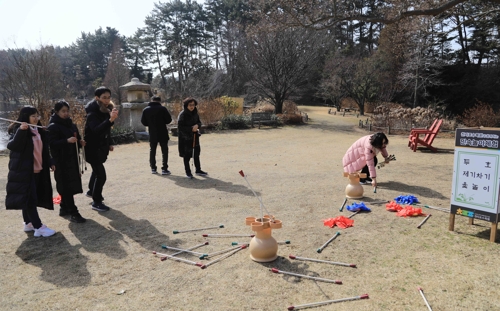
0 106 499 311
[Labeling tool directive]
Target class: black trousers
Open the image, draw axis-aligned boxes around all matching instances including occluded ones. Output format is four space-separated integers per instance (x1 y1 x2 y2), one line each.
360 156 378 182
183 146 201 174
22 173 42 229
150 140 169 171
88 162 106 204
60 192 78 214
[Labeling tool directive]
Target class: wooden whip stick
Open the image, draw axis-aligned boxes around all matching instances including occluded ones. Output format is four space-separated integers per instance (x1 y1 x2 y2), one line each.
417 214 432 229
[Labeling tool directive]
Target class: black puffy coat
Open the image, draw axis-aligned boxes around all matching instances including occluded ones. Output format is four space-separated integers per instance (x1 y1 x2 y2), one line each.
47 114 83 195
84 99 114 164
177 107 201 158
5 126 54 210
141 102 172 143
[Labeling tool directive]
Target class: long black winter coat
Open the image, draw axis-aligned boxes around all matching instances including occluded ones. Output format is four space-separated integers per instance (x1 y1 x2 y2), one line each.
141 102 172 143
5 126 54 210
47 114 83 195
177 107 201 158
84 99 114 164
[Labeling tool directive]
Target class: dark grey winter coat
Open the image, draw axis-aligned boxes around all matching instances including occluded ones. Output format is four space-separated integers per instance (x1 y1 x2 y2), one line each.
5 126 54 210
48 114 83 195
177 106 201 158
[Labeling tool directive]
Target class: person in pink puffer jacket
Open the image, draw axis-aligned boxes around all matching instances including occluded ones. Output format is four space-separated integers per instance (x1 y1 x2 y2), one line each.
343 133 390 188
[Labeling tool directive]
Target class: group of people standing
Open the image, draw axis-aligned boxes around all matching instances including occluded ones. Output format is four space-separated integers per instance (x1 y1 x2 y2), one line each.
5 83 389 239
141 96 207 178
5 87 207 238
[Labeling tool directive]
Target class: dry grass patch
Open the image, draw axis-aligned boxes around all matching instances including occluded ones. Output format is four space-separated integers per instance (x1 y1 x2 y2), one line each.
0 106 499 310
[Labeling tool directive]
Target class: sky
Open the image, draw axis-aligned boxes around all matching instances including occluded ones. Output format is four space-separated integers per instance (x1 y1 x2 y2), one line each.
0 0 169 50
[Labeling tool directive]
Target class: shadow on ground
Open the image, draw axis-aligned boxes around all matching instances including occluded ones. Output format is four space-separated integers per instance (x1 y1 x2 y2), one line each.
377 181 449 201
256 255 339 298
411 147 455 154
69 219 127 259
455 225 498 243
15 233 91 287
100 209 182 251
160 175 259 197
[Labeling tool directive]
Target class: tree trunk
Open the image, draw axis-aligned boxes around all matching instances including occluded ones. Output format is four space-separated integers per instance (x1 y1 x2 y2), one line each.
275 97 283 114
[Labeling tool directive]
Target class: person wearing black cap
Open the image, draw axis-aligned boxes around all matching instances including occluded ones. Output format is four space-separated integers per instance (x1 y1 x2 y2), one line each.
141 96 173 175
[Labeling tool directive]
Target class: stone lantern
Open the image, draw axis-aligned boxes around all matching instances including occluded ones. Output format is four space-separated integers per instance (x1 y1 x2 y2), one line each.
119 77 152 135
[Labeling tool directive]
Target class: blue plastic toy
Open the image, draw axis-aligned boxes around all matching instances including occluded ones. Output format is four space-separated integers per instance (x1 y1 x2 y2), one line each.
394 195 419 205
346 202 371 212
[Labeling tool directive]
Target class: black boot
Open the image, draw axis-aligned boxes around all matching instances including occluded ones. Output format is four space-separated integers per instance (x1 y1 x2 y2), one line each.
70 212 87 223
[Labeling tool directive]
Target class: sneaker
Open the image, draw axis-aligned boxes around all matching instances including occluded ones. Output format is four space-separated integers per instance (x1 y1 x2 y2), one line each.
70 212 87 223
359 180 371 185
186 173 194 179
92 202 110 212
23 222 34 232
34 224 56 237
161 170 171 175
195 170 208 176
152 169 158 174
59 208 71 217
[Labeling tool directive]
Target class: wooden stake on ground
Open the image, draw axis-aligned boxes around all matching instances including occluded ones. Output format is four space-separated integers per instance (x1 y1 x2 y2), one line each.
413 203 448 213
152 251 204 267
173 224 224 234
417 287 433 311
161 242 209 261
417 214 432 229
203 233 254 238
161 245 208 259
348 211 360 218
270 268 342 284
200 245 247 269
231 240 290 246
317 231 341 253
339 198 347 212
288 294 369 310
289 255 356 268
206 245 245 258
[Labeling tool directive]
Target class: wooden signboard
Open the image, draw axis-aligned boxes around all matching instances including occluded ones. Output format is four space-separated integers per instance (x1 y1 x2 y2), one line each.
449 128 500 242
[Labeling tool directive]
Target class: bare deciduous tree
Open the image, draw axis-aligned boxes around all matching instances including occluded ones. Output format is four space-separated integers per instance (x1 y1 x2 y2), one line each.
243 22 325 114
0 45 64 119
103 40 131 104
323 51 382 115
252 0 500 28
